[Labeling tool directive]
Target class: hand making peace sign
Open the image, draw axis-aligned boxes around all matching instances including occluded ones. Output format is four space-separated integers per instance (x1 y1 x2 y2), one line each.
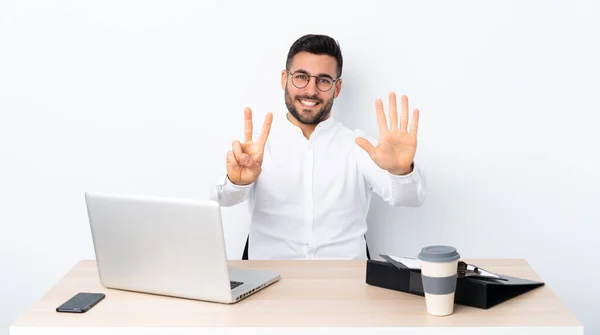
226 108 273 185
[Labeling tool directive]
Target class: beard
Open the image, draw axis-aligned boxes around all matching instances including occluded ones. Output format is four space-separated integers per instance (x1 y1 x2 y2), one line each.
284 84 334 125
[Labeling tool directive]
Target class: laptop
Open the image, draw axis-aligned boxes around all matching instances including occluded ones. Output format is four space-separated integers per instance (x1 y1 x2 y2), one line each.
84 191 280 304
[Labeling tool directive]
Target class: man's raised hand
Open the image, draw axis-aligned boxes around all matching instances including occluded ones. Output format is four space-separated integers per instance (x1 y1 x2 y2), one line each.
226 108 273 185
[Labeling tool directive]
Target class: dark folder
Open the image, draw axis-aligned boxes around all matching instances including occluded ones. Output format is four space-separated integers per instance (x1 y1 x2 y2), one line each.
365 259 545 309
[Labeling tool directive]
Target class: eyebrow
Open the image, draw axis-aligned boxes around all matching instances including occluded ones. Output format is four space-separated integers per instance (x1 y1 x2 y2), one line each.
294 69 335 80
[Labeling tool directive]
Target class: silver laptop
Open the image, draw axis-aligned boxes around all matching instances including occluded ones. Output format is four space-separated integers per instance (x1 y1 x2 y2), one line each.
84 192 280 304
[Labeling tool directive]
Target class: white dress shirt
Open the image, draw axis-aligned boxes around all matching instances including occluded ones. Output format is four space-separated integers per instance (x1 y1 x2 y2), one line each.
211 113 427 260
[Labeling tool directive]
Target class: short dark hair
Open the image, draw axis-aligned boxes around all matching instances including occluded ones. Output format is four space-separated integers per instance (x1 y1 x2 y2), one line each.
286 34 343 78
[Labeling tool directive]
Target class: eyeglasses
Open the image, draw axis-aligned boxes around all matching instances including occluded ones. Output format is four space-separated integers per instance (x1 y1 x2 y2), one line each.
286 69 340 92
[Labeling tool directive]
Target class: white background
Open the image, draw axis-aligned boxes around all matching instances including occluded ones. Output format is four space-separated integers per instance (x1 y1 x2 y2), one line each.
1 0 599 333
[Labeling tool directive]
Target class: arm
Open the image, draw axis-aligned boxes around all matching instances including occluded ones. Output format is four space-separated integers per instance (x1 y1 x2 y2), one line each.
355 135 427 207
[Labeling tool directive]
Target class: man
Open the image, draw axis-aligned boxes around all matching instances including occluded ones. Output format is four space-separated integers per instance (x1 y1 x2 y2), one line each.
211 34 426 260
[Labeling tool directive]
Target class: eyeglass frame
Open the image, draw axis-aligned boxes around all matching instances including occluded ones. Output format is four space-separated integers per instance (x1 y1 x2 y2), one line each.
285 69 341 92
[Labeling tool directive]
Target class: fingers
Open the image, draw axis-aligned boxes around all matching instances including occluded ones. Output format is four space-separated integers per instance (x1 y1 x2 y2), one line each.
410 108 419 135
226 150 239 167
232 140 244 164
389 92 398 131
400 95 409 133
355 137 376 158
257 112 273 149
375 99 389 139
232 140 252 168
244 107 253 143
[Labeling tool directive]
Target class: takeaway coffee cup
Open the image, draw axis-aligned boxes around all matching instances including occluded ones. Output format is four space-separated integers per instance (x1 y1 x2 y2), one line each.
417 245 461 316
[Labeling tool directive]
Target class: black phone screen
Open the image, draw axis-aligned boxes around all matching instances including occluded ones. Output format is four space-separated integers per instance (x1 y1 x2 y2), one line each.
56 292 105 313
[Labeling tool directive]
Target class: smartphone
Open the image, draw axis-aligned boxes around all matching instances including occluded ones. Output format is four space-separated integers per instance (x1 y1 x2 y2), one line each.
56 293 105 313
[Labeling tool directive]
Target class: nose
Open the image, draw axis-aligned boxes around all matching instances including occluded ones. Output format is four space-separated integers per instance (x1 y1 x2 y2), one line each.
303 79 319 96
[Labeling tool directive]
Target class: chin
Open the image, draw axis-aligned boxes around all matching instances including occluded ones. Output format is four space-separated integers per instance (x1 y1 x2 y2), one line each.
299 108 317 116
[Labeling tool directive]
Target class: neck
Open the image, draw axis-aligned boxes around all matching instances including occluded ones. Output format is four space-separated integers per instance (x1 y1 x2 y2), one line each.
286 112 330 140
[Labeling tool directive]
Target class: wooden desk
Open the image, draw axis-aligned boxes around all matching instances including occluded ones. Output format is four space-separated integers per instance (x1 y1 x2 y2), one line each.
10 259 583 334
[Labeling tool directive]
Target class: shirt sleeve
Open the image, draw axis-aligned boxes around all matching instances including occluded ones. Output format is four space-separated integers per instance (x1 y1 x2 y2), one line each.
210 173 255 207
354 132 427 207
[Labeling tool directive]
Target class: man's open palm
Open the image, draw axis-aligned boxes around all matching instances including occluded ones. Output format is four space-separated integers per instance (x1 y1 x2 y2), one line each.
227 108 273 185
355 93 419 175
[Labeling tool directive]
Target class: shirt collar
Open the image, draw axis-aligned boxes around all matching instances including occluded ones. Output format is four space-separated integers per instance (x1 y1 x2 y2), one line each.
315 115 335 130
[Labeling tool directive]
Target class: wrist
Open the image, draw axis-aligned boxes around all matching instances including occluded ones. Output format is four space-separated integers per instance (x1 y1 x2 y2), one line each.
227 175 254 187
388 162 414 176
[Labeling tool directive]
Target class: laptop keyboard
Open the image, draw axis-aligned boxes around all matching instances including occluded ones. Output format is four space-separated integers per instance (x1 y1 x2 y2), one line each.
230 281 243 289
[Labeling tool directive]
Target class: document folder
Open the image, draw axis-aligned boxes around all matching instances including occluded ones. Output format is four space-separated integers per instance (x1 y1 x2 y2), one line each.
365 259 544 309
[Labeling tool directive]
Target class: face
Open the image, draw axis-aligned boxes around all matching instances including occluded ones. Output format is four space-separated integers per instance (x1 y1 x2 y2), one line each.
281 51 342 125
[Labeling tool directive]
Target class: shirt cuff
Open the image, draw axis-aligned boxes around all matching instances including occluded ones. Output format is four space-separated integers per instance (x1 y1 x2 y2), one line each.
223 175 255 191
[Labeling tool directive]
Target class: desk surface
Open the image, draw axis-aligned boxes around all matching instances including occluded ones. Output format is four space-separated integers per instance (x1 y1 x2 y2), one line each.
11 259 582 335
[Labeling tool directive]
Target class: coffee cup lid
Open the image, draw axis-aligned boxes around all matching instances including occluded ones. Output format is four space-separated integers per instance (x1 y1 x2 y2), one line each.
418 245 460 263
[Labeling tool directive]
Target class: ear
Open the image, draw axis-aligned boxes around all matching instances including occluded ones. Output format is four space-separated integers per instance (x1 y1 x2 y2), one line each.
281 70 287 90
334 79 342 98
